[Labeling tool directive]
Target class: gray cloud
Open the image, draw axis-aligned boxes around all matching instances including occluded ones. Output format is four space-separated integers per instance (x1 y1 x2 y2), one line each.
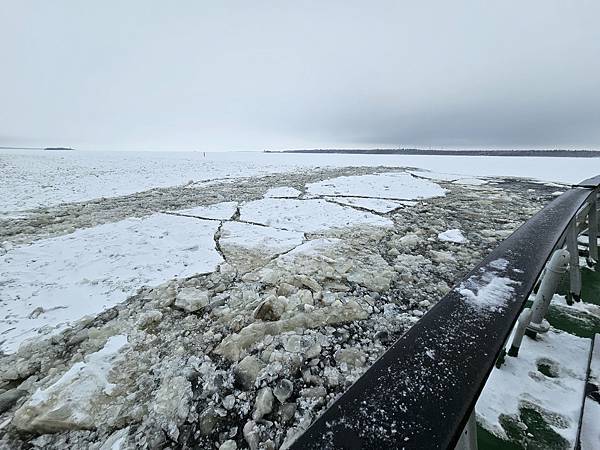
1 1 599 150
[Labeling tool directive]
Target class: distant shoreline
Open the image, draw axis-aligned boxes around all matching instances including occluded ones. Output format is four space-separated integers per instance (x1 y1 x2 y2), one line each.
272 149 600 158
0 146 75 151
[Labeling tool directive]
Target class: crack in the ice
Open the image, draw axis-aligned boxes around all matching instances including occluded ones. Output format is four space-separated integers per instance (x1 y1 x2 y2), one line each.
319 197 403 216
317 194 423 202
162 211 223 221
213 221 227 263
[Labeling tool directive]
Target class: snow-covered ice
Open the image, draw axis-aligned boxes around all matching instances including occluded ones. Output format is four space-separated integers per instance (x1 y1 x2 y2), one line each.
169 201 238 220
0 214 222 353
324 197 406 213
263 187 302 198
220 222 304 253
219 222 305 271
306 172 446 200
13 334 128 432
477 328 590 447
407 170 471 182
238 198 393 233
2 149 598 215
438 229 468 243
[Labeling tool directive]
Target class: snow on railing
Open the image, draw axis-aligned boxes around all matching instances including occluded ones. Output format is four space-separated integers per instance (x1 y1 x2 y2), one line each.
288 176 600 450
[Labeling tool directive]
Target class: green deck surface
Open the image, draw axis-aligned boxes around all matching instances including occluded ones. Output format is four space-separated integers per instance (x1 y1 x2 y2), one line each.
478 265 599 449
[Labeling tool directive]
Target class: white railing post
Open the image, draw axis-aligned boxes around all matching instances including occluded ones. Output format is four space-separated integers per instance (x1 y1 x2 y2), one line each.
566 219 582 304
506 249 569 354
588 193 598 265
454 410 478 450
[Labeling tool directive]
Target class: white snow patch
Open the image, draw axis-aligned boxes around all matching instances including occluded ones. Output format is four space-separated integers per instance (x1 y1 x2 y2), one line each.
552 294 600 321
263 186 302 198
306 172 446 200
488 258 509 270
476 329 590 447
220 221 304 253
438 229 468 244
0 214 222 353
30 335 128 408
169 201 238 220
238 198 392 233
457 259 518 311
324 196 406 213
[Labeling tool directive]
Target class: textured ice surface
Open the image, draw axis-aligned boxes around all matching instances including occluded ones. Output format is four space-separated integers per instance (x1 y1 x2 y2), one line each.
13 335 128 432
219 222 305 272
438 228 467 243
477 328 590 447
238 198 393 233
306 172 446 200
324 196 406 213
220 222 304 253
169 201 238 220
0 214 222 353
263 187 302 198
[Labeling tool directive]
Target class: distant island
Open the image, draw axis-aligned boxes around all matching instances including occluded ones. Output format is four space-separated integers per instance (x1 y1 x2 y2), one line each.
268 149 600 158
0 146 76 151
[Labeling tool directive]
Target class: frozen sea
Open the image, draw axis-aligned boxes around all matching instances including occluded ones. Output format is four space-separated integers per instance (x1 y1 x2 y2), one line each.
1 149 598 215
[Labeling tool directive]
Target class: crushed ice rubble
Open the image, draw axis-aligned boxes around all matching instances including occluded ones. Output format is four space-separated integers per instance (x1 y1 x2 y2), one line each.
0 169 558 449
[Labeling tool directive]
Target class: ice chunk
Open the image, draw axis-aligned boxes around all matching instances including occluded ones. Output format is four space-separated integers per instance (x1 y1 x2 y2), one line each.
13 335 128 432
169 201 238 220
263 187 302 198
307 173 446 200
324 196 406 213
238 198 392 233
438 228 468 243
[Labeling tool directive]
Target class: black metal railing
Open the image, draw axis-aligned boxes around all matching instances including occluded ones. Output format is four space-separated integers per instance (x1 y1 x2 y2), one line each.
289 177 600 450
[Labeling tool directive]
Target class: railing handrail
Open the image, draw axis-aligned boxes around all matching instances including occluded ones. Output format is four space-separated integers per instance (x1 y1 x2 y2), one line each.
289 178 600 450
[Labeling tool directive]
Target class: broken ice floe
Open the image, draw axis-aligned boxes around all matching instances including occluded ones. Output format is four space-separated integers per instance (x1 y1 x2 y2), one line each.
168 201 238 220
438 228 468 244
263 187 302 198
0 213 223 353
238 198 392 233
306 172 447 200
219 221 305 272
13 335 128 432
323 197 408 213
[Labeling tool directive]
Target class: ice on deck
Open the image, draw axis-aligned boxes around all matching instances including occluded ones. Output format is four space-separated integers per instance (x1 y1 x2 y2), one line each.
0 214 222 353
476 328 591 448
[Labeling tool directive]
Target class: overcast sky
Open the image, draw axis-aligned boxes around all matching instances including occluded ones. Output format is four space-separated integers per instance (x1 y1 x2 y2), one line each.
1 1 599 151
